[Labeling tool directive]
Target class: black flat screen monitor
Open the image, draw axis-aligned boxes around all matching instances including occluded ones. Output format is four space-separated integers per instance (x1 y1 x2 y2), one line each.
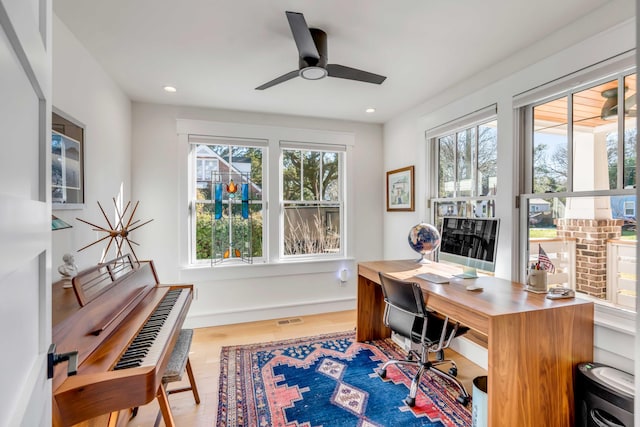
438 217 500 278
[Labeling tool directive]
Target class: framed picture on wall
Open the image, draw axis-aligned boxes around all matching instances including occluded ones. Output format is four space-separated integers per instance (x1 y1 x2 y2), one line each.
386 165 414 211
52 110 85 209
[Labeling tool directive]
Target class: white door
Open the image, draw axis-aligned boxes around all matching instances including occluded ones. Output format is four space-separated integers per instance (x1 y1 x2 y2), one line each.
0 0 52 426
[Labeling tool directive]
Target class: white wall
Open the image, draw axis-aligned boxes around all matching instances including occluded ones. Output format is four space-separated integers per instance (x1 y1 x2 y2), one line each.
51 16 132 275
382 13 636 372
131 102 383 327
51 10 383 329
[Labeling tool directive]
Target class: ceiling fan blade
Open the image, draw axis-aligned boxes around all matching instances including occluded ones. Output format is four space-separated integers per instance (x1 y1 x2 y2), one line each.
255 70 299 90
327 64 386 85
286 11 320 61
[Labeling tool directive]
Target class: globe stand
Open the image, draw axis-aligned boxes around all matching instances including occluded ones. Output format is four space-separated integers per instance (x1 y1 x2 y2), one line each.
416 252 435 264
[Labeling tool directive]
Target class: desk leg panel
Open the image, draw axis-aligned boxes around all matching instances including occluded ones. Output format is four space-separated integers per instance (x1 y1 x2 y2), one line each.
356 275 390 342
487 304 593 427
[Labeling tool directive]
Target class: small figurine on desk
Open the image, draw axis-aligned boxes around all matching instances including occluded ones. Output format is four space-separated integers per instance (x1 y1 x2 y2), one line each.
58 253 78 289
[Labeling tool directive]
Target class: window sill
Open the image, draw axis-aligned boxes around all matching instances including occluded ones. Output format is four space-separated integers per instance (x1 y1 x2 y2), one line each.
593 302 636 336
574 294 636 335
180 257 356 282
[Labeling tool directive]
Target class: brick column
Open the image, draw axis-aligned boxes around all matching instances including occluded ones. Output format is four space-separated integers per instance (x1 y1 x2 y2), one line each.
555 218 622 298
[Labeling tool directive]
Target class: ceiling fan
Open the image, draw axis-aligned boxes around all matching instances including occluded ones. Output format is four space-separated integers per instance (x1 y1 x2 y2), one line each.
600 87 637 119
255 11 387 90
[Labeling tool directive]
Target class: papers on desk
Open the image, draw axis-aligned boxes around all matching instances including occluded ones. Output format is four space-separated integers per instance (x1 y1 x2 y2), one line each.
415 272 451 284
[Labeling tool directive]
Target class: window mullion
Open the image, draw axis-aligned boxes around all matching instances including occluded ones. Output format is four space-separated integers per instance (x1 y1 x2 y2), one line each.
567 94 574 192
300 151 304 202
319 155 323 201
473 125 479 197
454 133 459 197
616 76 625 189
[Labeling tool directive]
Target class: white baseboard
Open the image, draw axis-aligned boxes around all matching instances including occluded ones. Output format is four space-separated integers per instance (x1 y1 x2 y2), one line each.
184 298 356 329
450 336 488 371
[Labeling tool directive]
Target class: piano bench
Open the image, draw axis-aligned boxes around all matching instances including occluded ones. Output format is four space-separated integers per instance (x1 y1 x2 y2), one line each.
153 328 200 427
163 329 199 393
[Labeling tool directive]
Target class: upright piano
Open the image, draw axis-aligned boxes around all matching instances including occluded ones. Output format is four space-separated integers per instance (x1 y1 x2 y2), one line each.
51 255 193 427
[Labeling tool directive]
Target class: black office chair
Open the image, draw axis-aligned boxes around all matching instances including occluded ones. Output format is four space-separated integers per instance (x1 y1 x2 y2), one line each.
376 272 470 407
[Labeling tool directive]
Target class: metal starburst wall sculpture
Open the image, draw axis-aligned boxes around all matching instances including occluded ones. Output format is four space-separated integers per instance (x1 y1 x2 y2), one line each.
76 199 153 264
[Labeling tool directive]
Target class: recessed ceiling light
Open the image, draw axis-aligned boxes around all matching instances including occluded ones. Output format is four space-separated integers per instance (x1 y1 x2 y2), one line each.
365 108 376 113
163 86 177 93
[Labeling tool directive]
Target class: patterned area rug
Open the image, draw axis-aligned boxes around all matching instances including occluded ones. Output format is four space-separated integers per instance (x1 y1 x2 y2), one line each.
216 331 471 427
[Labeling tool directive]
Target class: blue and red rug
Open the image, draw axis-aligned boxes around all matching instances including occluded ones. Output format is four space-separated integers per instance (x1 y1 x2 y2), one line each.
216 331 471 426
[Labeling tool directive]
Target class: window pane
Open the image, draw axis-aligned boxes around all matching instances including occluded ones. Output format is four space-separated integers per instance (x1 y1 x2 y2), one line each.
322 152 339 201
193 142 264 263
573 80 618 191
433 200 496 229
526 194 636 310
283 204 340 255
478 121 497 196
456 128 476 197
533 97 568 193
232 146 262 199
282 147 343 257
302 151 321 200
624 74 637 188
438 135 455 197
195 201 214 260
283 150 301 201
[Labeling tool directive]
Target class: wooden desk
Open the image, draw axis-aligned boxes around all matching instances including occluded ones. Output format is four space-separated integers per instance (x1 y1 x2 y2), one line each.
357 260 594 427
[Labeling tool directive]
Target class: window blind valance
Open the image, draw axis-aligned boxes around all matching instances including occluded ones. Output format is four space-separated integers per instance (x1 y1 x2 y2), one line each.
425 104 497 140
512 50 635 108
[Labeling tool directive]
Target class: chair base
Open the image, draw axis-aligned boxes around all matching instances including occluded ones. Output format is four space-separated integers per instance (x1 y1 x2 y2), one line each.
377 356 469 407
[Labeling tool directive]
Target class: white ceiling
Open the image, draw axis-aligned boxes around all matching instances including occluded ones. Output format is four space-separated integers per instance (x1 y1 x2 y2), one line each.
53 0 626 124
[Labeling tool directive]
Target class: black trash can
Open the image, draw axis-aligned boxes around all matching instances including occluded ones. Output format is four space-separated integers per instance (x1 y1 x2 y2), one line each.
575 362 634 427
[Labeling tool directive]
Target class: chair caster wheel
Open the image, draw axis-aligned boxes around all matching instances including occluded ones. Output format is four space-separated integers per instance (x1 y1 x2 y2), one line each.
377 368 387 379
456 395 469 405
448 367 458 376
404 396 416 407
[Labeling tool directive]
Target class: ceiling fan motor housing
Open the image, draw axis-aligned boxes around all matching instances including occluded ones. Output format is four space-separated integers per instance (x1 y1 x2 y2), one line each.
299 28 328 69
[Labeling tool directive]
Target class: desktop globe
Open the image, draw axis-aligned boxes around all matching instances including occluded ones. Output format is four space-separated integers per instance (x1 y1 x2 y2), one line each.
408 223 441 264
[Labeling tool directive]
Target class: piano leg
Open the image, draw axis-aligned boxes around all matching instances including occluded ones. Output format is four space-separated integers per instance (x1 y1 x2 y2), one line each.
157 386 176 427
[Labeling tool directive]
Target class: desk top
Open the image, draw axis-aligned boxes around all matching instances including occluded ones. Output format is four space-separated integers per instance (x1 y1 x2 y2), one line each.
358 259 592 335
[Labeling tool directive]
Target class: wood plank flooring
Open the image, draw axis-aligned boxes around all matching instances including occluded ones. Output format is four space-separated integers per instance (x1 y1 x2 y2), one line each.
126 310 486 426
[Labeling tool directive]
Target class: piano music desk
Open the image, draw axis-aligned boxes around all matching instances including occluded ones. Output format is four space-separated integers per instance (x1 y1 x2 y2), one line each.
357 260 593 427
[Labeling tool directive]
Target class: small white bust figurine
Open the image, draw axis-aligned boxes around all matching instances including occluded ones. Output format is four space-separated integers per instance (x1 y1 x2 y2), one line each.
58 253 78 288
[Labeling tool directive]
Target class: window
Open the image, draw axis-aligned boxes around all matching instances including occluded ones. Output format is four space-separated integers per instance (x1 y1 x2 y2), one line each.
520 59 636 311
281 144 344 257
191 138 265 264
429 106 498 231
182 120 353 266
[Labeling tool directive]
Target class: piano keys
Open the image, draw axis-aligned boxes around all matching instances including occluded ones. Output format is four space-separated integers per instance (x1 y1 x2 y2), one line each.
114 289 187 370
51 255 193 427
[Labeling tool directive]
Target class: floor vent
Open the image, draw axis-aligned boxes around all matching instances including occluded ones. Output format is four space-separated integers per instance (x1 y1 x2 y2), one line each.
277 318 303 326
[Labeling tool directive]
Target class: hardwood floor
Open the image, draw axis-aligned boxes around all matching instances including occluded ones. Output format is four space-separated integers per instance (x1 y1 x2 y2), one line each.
126 310 486 426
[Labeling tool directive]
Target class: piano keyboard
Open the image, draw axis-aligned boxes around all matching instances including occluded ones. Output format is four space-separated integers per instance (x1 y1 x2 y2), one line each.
114 289 188 370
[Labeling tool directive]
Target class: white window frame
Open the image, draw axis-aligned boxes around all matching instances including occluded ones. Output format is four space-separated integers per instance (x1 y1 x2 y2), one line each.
427 105 498 225
177 119 354 268
515 52 637 313
280 141 346 260
189 135 267 265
